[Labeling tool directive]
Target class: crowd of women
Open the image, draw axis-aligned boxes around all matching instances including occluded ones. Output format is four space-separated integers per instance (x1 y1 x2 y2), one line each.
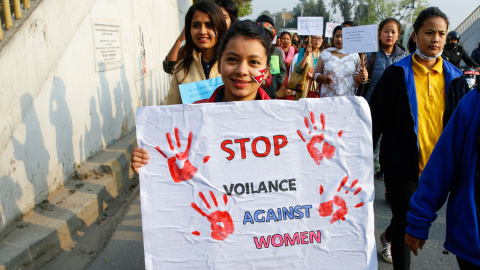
131 1 479 269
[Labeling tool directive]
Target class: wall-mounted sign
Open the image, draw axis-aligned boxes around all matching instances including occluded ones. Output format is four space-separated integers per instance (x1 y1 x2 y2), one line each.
92 19 124 72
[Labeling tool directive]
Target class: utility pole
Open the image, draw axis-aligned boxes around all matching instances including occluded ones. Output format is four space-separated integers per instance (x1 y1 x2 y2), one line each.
409 0 415 23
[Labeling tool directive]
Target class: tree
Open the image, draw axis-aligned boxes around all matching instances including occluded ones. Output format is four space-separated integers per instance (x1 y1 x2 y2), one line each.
331 0 358 22
284 0 330 29
354 0 430 25
234 0 253 17
192 0 253 17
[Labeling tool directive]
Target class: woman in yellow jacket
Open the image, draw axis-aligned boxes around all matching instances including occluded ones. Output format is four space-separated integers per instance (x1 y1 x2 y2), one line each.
165 1 227 104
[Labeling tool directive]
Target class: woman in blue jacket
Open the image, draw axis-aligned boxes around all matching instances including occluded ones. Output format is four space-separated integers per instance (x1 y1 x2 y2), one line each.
369 7 469 269
405 87 480 269
363 18 406 101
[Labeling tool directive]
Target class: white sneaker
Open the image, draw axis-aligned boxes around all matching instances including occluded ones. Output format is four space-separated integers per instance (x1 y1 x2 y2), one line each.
380 231 393 263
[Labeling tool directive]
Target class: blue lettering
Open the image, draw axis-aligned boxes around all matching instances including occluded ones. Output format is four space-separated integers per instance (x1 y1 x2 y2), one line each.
266 209 279 222
303 205 312 218
294 205 304 219
282 207 294 220
243 211 254 225
254 210 265 222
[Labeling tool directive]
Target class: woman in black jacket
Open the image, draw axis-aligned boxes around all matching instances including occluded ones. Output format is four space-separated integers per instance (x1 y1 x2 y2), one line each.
369 7 469 270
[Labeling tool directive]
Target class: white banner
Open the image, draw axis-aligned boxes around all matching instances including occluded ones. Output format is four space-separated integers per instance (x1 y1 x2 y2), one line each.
137 98 377 269
297 17 324 36
342 25 379 54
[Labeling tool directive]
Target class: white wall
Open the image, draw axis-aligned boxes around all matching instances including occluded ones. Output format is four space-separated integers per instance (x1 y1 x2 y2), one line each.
0 0 191 233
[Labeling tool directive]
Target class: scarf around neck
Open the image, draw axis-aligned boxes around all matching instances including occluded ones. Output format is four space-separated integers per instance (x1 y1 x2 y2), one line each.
324 46 346 54
282 46 296 65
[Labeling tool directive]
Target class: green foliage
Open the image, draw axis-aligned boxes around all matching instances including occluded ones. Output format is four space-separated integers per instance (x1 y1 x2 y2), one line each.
354 0 430 25
234 0 253 17
285 0 329 29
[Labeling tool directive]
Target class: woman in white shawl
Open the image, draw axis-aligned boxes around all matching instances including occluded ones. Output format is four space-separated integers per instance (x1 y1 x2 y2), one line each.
314 26 368 97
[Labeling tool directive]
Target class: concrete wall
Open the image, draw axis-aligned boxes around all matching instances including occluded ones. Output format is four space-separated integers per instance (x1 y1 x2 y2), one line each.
459 18 480 65
0 0 191 233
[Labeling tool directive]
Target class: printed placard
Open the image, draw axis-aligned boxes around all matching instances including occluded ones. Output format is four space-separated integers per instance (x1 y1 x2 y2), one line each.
342 25 379 54
297 17 324 36
137 98 377 269
325 22 341 38
179 77 224 104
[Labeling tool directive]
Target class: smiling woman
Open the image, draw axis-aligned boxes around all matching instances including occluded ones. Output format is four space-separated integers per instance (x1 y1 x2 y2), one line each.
165 1 227 104
195 19 272 103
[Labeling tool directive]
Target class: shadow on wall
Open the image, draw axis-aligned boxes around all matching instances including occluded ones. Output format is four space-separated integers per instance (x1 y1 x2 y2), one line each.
11 94 50 206
120 67 133 137
49 77 74 184
84 96 103 158
0 175 22 230
97 67 135 148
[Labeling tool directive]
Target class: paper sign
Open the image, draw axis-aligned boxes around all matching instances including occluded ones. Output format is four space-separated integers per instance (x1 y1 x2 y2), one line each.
325 22 341 38
136 98 377 270
270 55 280 75
297 17 324 36
342 25 379 54
179 76 224 104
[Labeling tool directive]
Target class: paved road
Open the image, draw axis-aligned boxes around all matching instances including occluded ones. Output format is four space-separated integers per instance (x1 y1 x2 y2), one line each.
86 176 459 270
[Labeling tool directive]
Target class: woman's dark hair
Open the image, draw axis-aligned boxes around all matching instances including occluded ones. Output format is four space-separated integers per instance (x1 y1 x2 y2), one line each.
412 7 449 34
175 1 227 81
379 18 402 34
333 26 342 37
407 7 449 54
341 21 355 27
214 0 238 24
407 34 416 53
218 20 272 66
280 31 292 39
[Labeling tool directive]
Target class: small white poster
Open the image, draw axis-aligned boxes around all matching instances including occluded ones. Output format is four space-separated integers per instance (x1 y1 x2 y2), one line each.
297 17 324 36
342 25 379 54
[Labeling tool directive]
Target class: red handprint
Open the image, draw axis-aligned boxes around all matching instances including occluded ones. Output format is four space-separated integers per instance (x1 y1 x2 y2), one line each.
318 176 364 224
155 127 210 183
191 191 234 241
297 111 342 165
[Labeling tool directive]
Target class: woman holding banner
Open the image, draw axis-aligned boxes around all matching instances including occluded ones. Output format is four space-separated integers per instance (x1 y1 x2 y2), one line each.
164 1 227 104
277 32 299 100
313 26 368 97
131 20 273 172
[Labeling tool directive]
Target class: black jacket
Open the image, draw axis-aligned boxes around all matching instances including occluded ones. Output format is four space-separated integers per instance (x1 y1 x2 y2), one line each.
442 43 479 69
369 54 469 180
